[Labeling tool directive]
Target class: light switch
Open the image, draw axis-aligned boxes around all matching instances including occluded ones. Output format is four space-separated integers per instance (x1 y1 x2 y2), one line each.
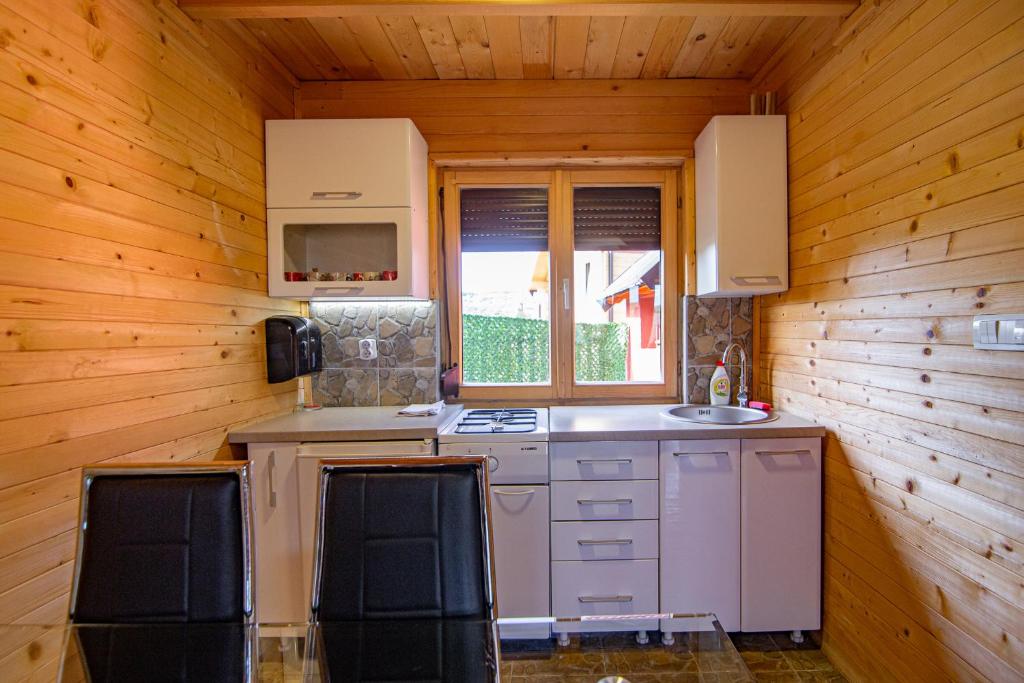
973 314 1024 350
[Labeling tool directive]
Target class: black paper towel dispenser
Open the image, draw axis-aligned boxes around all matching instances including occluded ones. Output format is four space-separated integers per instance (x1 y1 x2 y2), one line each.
266 316 322 384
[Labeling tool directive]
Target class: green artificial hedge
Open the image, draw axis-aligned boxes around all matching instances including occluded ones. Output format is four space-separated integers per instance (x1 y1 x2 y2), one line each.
462 314 627 384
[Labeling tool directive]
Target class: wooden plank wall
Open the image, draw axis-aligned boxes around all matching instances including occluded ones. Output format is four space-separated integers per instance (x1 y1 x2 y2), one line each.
756 0 1024 680
296 78 751 161
0 1 298 675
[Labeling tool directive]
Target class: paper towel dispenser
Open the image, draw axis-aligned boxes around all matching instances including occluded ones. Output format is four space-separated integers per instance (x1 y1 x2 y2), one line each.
266 316 322 384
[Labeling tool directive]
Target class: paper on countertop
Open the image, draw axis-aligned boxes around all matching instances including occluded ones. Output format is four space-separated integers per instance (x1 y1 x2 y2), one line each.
397 400 446 417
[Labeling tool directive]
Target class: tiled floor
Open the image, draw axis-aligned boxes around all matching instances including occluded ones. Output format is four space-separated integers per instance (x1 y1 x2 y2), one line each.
499 631 846 683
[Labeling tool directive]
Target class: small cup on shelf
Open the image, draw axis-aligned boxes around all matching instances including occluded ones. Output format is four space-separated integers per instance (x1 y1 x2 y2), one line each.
382 270 398 281
284 271 305 282
350 272 364 281
329 272 346 282
363 271 381 281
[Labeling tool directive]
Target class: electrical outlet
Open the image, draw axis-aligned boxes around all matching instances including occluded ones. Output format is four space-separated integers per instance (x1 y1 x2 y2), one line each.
359 338 378 360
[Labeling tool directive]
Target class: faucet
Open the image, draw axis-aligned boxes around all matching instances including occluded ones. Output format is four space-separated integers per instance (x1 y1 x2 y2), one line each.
721 342 748 408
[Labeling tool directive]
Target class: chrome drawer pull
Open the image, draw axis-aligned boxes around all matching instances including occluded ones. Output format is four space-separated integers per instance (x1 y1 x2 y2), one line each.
577 498 632 505
755 449 812 457
493 489 535 496
577 538 633 546
673 451 729 457
310 191 362 200
578 595 633 603
576 458 632 464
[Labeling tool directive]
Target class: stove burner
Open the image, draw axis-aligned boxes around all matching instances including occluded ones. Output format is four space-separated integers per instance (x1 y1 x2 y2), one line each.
454 408 538 434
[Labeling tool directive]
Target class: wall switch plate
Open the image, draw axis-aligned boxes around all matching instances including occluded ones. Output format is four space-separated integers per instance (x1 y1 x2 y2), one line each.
359 338 378 360
973 314 1024 351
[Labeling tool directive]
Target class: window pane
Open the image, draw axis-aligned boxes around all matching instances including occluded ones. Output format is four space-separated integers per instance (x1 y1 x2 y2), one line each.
460 188 550 385
573 186 662 384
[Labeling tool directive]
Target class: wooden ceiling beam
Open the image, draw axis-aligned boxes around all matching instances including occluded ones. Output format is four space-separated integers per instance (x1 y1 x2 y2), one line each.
180 0 859 20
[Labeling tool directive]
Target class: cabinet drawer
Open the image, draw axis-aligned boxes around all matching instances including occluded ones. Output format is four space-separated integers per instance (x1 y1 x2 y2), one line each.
551 480 659 521
551 521 658 561
551 441 658 480
551 560 658 632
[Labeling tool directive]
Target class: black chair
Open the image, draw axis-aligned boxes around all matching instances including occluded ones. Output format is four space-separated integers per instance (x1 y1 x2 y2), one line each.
68 462 255 682
307 456 497 682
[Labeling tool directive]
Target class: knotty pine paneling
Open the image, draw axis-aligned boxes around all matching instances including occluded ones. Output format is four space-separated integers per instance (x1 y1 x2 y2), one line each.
756 0 1024 680
0 0 298 670
296 78 751 160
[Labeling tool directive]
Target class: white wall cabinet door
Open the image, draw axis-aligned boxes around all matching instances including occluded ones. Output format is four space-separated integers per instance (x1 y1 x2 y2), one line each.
491 485 551 638
659 439 740 633
247 443 306 623
741 437 822 632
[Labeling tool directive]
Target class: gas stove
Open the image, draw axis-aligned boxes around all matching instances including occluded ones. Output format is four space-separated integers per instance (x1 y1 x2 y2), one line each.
439 407 549 443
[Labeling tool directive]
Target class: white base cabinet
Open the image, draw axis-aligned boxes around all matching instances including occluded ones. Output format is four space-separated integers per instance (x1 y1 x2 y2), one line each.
491 485 551 639
741 438 822 632
659 439 741 633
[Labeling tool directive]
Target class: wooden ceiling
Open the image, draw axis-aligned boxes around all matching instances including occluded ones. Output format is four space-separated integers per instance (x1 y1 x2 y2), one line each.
181 1 858 81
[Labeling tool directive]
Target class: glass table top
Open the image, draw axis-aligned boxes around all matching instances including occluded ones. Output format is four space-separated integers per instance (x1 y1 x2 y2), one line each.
0 613 753 682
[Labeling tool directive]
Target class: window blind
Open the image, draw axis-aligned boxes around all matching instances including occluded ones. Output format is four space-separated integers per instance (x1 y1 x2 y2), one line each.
460 188 549 252
573 187 661 251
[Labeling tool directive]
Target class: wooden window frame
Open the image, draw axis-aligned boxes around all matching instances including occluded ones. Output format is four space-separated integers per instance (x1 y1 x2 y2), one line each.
443 167 679 404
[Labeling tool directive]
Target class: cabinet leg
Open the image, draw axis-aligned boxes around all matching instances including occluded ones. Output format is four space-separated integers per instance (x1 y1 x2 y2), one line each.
636 631 649 645
661 632 675 646
557 632 570 647
790 630 804 644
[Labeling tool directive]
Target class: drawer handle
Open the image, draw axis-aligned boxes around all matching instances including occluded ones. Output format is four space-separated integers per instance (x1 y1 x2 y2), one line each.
673 451 729 457
577 498 632 505
493 489 535 496
755 449 812 457
576 458 632 464
310 191 362 200
577 538 633 546
578 595 633 604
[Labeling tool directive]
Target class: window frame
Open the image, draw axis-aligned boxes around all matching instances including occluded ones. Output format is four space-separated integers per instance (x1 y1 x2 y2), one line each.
442 167 679 404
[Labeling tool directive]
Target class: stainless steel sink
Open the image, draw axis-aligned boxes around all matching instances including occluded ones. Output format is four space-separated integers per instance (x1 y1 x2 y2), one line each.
663 405 779 425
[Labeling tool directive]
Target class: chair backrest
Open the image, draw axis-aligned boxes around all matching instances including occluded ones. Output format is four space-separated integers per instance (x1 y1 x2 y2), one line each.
310 456 494 622
70 462 255 624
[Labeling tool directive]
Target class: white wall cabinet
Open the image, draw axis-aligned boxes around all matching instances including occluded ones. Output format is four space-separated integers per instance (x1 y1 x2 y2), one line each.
265 118 428 300
741 437 822 632
659 439 741 633
695 115 788 297
491 485 551 638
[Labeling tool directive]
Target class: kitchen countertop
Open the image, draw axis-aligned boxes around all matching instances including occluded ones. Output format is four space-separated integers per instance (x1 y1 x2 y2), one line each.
548 404 826 441
227 404 463 444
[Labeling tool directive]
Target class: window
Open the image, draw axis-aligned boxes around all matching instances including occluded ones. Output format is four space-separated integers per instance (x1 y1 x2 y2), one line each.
443 169 679 402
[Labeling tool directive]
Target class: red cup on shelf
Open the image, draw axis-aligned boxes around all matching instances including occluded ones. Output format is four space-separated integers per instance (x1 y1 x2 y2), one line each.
382 270 398 281
284 271 305 281
350 272 364 281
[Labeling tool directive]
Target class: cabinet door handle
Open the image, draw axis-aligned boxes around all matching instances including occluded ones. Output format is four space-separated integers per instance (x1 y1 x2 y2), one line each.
730 275 781 286
673 451 729 457
577 498 632 505
755 449 812 457
578 595 633 603
576 458 632 464
493 488 535 496
577 538 633 546
267 452 277 508
310 191 362 200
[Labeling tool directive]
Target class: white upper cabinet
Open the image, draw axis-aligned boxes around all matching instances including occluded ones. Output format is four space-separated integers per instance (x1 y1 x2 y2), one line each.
264 119 429 300
266 118 426 209
695 115 788 297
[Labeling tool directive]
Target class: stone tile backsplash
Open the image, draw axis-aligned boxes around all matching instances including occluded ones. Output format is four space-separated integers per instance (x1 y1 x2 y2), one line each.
682 296 754 404
310 302 439 407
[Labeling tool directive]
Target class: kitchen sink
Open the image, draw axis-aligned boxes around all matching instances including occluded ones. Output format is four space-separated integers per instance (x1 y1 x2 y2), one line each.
663 405 779 425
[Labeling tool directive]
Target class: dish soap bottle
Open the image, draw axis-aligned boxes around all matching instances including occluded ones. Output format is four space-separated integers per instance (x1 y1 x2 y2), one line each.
710 361 731 406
